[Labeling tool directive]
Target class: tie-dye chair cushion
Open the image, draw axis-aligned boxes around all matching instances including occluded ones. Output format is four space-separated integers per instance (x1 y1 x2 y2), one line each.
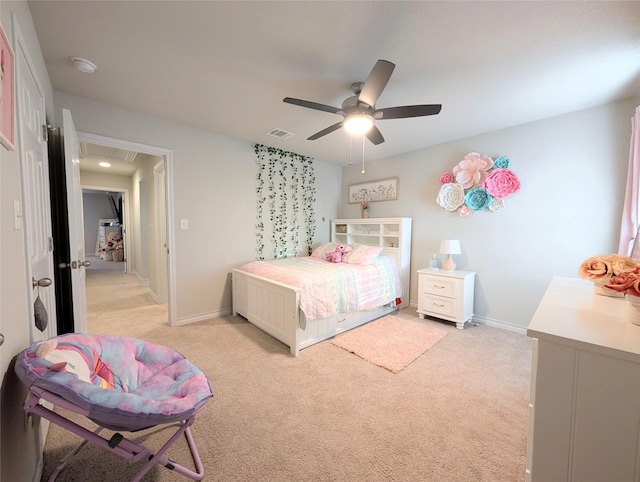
15 333 213 432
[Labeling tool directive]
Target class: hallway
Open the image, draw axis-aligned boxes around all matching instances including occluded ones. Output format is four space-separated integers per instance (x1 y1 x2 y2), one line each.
86 256 168 338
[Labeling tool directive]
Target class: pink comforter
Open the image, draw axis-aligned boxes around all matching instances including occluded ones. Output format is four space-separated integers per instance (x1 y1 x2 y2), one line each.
237 256 402 321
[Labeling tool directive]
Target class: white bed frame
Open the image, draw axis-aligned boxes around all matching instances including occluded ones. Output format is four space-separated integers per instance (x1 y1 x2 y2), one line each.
232 217 412 356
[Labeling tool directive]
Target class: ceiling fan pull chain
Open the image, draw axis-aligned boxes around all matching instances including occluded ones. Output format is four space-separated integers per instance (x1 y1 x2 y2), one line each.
349 136 352 166
361 135 366 174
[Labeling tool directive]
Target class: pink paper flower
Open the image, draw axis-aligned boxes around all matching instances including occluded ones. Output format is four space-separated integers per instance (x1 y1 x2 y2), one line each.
483 168 521 199
452 152 494 189
440 172 454 184
458 205 472 217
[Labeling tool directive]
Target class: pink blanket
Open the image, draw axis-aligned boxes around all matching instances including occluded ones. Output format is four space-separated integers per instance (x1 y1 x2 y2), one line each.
237 256 402 321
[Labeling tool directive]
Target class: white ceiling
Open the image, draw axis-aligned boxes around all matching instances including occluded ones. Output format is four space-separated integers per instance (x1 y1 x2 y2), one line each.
28 1 640 166
78 142 140 176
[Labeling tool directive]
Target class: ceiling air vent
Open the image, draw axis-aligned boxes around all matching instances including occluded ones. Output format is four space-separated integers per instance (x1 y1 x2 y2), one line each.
267 128 294 140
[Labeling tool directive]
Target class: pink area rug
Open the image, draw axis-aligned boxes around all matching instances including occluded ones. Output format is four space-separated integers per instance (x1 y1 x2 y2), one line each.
331 315 447 373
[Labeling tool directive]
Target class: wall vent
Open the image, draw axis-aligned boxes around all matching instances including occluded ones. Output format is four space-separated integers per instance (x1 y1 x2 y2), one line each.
267 128 295 140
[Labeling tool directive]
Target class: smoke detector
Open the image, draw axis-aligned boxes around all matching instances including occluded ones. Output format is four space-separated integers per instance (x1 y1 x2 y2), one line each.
70 57 97 74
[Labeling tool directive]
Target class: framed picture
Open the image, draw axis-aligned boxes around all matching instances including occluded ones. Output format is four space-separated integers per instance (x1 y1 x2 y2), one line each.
348 178 398 203
0 23 15 151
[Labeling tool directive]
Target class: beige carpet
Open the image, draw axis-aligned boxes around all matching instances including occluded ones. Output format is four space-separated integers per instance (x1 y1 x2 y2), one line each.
332 315 447 373
40 272 532 481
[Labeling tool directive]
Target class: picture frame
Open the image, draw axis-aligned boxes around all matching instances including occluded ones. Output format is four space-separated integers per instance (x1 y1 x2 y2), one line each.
0 22 15 151
348 177 398 203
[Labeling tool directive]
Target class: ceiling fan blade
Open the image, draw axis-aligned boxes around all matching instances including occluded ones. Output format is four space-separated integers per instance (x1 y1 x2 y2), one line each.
308 122 343 140
358 60 395 108
283 97 341 114
375 104 442 120
365 125 385 145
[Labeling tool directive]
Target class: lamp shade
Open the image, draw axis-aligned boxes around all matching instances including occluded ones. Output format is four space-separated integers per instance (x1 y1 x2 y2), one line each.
440 239 461 255
343 113 374 135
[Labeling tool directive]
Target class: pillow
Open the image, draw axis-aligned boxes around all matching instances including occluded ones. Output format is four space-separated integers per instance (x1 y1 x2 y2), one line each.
310 242 338 259
342 244 384 265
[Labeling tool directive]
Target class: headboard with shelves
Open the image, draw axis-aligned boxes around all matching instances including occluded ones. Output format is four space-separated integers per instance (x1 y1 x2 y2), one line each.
331 217 412 309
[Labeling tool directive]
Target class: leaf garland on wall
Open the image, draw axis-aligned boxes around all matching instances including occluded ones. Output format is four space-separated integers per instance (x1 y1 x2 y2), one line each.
254 144 317 259
436 152 521 217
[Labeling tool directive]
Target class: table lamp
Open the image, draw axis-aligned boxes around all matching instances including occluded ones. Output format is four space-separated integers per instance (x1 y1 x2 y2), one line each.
440 240 461 271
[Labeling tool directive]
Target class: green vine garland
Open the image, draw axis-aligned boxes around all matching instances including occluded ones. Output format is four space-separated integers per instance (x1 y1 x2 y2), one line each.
254 144 316 259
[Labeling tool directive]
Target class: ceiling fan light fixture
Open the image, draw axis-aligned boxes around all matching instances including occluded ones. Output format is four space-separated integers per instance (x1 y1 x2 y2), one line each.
99 161 111 168
343 113 374 135
71 57 97 73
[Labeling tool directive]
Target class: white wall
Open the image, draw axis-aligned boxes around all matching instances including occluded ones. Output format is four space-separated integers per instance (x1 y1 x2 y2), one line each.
341 97 639 329
82 191 116 255
54 91 342 322
1 3 55 481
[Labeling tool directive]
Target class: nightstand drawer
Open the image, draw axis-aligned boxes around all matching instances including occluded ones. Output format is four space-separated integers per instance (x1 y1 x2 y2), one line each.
421 275 457 297
421 294 457 318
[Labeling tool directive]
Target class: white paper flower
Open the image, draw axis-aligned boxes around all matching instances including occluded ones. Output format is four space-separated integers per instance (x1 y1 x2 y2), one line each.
488 199 505 212
436 183 465 211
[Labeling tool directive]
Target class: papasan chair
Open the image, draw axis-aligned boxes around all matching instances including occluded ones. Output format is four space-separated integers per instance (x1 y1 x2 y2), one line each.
15 333 213 481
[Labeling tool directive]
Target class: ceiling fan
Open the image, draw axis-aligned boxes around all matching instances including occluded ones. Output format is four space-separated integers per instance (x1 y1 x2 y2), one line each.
283 59 441 145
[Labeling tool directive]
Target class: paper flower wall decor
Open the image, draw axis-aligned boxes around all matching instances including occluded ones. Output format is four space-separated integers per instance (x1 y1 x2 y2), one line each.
437 152 521 216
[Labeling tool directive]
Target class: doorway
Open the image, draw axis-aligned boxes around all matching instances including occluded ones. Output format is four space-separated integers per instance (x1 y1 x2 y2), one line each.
76 132 176 328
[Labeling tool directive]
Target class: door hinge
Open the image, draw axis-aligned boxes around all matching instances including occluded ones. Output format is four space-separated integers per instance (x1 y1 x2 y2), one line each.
42 125 49 142
48 237 54 252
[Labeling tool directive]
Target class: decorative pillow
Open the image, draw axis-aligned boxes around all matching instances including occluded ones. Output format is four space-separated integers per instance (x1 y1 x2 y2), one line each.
342 244 384 265
311 242 338 259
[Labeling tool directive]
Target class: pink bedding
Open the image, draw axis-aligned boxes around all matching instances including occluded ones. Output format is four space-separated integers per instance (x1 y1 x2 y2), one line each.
236 255 402 321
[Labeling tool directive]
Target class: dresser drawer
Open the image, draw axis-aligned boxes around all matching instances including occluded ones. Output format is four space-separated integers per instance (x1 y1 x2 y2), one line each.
421 294 457 318
421 274 457 297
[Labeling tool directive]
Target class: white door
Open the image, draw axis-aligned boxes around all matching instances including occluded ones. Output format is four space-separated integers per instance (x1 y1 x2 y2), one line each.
62 109 88 333
154 160 168 303
17 30 56 346
14 17 56 461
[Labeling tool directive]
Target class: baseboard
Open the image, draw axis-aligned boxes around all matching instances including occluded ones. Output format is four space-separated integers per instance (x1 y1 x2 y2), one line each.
31 457 43 482
409 300 527 335
176 308 232 326
471 315 527 335
131 270 149 283
147 288 159 304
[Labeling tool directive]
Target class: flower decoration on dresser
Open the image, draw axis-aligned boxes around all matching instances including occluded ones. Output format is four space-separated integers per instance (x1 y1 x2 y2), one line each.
436 152 521 216
578 254 639 297
604 266 640 297
604 265 640 325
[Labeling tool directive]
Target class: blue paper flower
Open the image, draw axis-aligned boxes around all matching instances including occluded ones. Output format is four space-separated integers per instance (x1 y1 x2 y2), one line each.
493 156 510 169
464 188 493 211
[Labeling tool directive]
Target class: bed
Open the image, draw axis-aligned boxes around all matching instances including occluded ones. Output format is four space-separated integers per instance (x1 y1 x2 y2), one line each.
232 218 412 356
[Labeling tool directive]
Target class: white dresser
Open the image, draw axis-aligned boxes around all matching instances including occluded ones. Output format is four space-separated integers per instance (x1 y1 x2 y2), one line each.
526 277 640 482
416 269 475 329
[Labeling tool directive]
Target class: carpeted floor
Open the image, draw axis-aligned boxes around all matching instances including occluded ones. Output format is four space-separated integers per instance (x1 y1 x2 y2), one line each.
41 271 532 481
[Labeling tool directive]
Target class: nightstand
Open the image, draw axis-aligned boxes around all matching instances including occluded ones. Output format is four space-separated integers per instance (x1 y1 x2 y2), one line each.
416 269 475 329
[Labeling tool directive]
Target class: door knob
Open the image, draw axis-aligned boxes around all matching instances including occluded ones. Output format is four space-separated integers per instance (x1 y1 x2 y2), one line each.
32 277 52 288
0 333 4 347
80 260 91 267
